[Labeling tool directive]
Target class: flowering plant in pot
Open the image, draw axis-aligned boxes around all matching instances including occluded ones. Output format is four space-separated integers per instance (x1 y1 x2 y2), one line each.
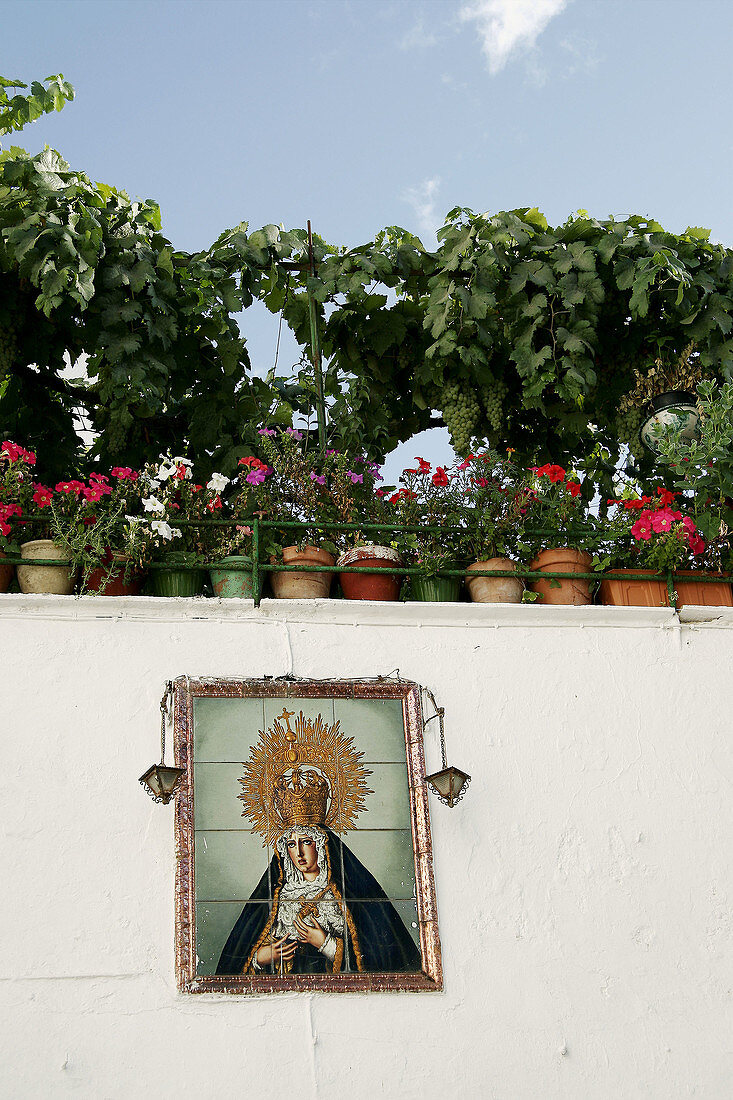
251 427 339 598
322 451 403 601
598 487 715 607
137 454 212 596
0 440 38 590
523 464 597 605
0 441 92 594
49 467 147 595
453 449 533 604
387 458 469 602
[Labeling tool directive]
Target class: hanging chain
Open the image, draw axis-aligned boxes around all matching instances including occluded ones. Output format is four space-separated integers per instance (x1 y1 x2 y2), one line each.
160 680 173 763
423 687 448 769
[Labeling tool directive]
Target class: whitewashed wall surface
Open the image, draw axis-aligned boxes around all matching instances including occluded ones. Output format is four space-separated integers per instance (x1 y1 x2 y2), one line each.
1 594 732 1100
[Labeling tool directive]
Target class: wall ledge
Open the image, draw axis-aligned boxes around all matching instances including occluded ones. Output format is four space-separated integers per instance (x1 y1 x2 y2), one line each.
0 592 731 629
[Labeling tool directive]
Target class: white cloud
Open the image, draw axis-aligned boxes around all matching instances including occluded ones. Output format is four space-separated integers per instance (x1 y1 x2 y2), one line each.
403 177 442 246
400 19 438 50
460 0 568 74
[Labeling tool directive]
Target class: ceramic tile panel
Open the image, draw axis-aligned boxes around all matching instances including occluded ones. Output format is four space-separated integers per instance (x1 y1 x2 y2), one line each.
333 697 407 763
195 829 271 903
193 696 265 761
195 900 268 976
193 762 250 830
340 829 416 901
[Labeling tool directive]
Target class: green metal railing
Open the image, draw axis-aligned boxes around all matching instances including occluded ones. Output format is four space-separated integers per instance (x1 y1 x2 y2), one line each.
5 513 726 610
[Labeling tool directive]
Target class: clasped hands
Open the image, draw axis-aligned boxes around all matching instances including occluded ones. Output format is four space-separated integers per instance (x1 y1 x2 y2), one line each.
256 914 326 966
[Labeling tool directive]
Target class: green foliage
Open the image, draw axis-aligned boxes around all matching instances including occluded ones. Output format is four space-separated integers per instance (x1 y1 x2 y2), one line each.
2 72 733 507
0 75 74 141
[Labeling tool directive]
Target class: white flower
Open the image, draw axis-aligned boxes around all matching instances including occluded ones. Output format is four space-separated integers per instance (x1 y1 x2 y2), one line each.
155 463 176 482
207 472 230 492
172 456 192 466
151 520 181 541
125 514 141 526
142 496 165 514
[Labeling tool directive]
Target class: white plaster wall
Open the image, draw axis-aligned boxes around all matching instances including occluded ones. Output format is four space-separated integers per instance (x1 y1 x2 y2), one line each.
1 595 732 1100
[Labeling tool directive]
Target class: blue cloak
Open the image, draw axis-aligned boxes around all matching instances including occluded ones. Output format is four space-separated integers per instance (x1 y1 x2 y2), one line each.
216 827 422 975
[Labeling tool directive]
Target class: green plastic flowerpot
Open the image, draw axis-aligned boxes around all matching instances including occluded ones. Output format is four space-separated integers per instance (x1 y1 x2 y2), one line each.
409 575 461 603
153 554 205 597
209 555 253 599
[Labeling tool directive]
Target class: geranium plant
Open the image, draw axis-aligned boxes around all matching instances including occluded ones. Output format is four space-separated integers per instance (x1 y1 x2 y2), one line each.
0 440 39 548
386 457 469 576
450 449 534 564
522 463 596 559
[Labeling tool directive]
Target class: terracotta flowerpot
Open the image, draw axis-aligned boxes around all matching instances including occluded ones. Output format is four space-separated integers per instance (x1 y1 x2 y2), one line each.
466 557 523 604
600 569 669 607
600 570 733 608
529 548 593 605
0 551 13 593
86 553 144 596
337 545 402 601
673 571 732 609
17 539 76 595
270 545 335 599
409 575 461 603
209 555 253 598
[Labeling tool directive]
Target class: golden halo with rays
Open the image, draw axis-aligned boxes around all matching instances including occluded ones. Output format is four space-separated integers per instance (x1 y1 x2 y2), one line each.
238 707 373 848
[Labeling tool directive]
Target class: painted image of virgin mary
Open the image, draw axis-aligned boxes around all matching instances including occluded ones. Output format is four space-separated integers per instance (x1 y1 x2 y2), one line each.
216 710 422 976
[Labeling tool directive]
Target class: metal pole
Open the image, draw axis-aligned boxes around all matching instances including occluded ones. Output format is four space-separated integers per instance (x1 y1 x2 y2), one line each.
307 219 327 454
252 516 261 607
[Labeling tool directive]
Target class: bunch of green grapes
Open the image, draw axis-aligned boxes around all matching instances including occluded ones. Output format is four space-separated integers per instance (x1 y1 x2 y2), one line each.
480 377 508 433
442 379 481 455
0 319 19 379
615 406 644 464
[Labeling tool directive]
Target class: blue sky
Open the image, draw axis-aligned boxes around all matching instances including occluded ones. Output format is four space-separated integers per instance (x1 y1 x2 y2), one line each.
4 0 733 478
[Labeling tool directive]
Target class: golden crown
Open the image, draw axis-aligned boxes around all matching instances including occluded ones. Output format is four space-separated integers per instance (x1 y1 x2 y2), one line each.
274 768 330 827
239 706 373 847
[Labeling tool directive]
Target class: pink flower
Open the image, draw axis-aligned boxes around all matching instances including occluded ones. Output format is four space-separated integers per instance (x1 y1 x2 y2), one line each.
246 468 267 486
258 428 276 436
631 512 654 541
33 485 53 508
285 428 304 440
346 471 363 484
89 473 110 485
111 467 139 481
650 508 678 534
457 455 475 471
310 471 326 486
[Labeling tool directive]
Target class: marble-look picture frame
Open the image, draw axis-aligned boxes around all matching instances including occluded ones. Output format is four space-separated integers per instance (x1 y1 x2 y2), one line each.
174 677 442 993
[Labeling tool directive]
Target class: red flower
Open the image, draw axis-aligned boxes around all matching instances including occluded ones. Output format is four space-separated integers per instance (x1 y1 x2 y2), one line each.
83 516 97 526
89 472 110 485
431 467 449 487
544 464 566 483
1 441 35 465
110 467 139 481
238 456 267 470
567 481 581 498
457 454 475 471
656 487 677 507
473 477 488 488
415 457 431 473
55 480 85 496
206 495 223 512
403 468 418 475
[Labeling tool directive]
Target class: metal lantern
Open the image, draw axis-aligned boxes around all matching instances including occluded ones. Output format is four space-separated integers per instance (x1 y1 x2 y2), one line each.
423 689 471 808
425 764 471 808
640 390 700 455
140 681 185 805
